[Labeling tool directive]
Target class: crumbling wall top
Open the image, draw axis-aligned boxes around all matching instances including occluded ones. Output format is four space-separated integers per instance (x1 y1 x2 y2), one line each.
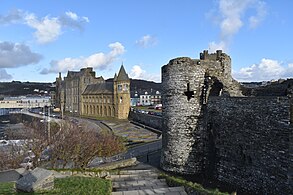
200 50 230 61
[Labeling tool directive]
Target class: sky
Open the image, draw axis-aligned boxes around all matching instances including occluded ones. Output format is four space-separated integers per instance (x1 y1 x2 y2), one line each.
0 0 292 83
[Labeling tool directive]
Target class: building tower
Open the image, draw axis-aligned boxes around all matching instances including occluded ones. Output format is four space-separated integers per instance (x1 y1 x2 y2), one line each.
114 65 130 119
55 72 62 109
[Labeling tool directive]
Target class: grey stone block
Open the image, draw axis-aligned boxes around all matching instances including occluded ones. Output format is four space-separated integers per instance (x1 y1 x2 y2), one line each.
16 167 56 192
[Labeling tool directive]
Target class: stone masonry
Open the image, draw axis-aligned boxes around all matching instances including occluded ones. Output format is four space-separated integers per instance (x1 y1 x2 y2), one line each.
160 50 292 194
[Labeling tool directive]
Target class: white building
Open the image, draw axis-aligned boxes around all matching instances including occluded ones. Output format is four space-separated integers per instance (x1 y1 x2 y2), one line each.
0 96 51 109
140 91 151 106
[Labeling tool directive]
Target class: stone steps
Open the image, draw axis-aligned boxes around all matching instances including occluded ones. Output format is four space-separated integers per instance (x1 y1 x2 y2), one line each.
112 186 187 195
110 162 187 195
113 179 168 191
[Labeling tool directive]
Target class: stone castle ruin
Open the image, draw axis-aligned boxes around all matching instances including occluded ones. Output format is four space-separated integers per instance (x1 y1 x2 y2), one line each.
160 50 292 194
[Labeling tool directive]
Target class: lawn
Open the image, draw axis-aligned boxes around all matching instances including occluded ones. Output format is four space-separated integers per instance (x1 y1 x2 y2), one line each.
0 176 111 195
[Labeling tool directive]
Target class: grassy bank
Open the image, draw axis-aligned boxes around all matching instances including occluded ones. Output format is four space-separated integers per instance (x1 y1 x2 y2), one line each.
159 173 229 195
0 176 111 195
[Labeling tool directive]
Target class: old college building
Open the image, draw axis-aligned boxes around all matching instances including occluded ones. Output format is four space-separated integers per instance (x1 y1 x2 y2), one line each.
55 65 130 119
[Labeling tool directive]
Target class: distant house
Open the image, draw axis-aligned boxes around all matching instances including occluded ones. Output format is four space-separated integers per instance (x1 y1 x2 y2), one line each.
140 91 151 106
132 90 161 106
130 91 140 106
150 91 161 105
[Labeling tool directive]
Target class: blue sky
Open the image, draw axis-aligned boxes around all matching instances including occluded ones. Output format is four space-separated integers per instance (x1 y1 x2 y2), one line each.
0 0 292 82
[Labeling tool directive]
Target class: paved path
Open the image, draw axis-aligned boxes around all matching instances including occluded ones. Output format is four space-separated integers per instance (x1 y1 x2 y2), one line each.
110 162 187 195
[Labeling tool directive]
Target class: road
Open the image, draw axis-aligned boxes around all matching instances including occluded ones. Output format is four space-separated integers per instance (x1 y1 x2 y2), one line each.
89 139 162 167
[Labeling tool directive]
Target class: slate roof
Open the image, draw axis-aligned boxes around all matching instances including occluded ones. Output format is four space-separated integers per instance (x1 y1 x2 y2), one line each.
116 65 129 81
82 82 114 95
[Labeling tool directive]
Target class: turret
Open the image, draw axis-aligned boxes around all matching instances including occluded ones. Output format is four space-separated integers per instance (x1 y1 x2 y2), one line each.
114 65 130 119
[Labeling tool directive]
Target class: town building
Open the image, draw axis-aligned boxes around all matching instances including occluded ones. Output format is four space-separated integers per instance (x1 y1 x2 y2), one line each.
131 90 161 106
56 65 130 119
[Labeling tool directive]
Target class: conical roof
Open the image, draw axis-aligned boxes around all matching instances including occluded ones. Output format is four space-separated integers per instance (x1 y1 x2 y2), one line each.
113 73 117 81
116 65 129 81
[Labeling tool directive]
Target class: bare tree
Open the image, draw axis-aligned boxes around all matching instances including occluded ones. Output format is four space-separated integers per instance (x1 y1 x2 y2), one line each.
49 120 126 168
0 118 126 170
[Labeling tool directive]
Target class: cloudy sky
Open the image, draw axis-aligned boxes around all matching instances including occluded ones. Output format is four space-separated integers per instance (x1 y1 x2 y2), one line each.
0 0 292 82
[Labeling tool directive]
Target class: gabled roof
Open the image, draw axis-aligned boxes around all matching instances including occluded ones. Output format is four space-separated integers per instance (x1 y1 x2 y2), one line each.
82 82 114 95
116 65 129 81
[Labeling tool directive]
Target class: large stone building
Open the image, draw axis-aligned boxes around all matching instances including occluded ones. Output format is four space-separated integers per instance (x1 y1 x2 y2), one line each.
81 66 130 119
55 65 130 119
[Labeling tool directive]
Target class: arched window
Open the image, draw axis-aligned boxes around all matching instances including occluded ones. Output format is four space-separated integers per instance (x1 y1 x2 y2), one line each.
104 106 107 116
108 106 112 117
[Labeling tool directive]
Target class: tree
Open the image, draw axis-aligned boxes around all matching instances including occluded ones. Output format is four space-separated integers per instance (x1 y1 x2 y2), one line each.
0 118 126 170
49 120 126 168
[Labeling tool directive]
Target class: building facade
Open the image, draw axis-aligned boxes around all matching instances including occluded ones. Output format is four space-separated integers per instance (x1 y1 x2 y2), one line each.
81 65 130 119
56 65 130 119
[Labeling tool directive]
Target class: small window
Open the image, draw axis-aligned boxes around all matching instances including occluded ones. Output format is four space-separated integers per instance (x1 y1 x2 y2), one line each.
120 97 123 103
118 85 122 91
123 84 128 91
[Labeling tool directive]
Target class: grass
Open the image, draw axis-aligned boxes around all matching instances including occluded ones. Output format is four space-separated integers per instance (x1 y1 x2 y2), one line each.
159 173 229 195
0 176 111 195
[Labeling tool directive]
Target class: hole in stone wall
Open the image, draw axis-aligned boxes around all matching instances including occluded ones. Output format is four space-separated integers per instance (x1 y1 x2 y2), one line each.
209 77 223 96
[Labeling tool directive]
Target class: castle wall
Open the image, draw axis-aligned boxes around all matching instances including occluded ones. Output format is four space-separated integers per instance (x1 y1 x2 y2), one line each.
161 51 292 194
161 57 207 174
207 96 292 194
128 111 162 130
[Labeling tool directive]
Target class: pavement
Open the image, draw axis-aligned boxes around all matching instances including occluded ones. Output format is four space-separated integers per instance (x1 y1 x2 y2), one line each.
110 162 187 195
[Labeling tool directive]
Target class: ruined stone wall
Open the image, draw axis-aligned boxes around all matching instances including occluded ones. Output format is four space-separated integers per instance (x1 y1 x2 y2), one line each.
128 111 162 130
161 57 207 174
207 96 292 194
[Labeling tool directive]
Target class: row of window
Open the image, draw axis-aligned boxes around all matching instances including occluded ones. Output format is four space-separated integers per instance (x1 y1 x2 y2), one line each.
140 95 161 99
118 84 129 92
83 104 114 117
83 96 112 104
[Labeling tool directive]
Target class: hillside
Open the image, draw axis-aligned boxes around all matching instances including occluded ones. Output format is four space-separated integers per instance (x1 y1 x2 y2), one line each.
0 79 162 97
0 81 55 96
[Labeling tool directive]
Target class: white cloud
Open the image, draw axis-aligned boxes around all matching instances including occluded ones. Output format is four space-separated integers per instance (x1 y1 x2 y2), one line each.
129 65 160 82
0 9 89 44
0 41 42 68
0 69 12 80
59 11 89 31
249 1 267 28
208 0 267 52
208 41 227 53
136 35 157 48
233 58 293 81
65 11 78 20
41 42 125 74
0 9 23 24
25 13 62 44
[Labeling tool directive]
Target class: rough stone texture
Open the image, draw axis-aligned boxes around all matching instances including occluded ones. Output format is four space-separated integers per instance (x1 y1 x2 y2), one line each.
161 57 206 174
93 157 138 170
207 96 291 194
160 50 293 194
128 111 162 130
16 168 56 192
